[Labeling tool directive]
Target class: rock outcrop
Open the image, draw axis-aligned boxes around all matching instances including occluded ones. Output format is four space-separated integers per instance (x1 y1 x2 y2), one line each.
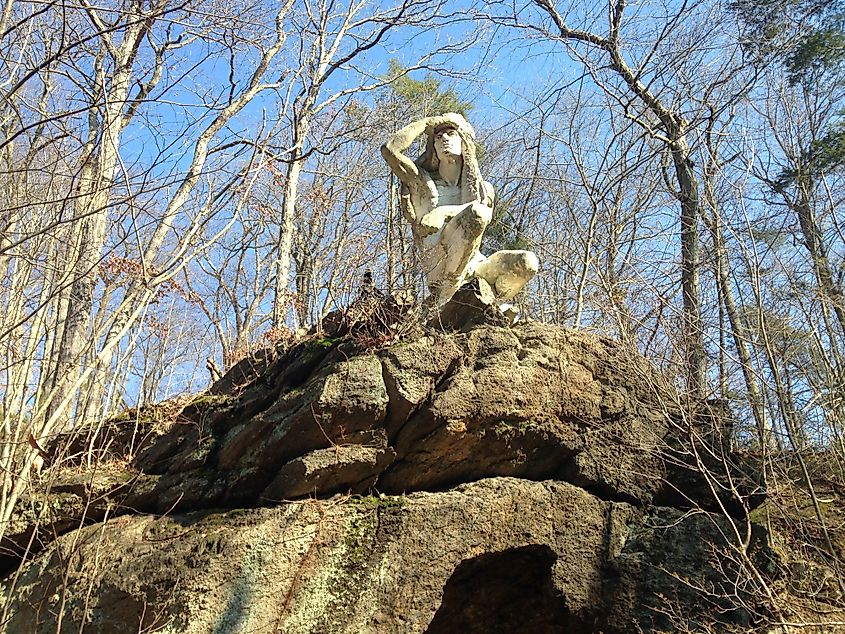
0 319 771 633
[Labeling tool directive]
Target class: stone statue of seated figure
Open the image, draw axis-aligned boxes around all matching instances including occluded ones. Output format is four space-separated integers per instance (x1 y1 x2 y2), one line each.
380 112 540 310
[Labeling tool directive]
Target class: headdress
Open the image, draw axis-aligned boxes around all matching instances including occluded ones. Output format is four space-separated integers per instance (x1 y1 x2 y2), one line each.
414 113 483 205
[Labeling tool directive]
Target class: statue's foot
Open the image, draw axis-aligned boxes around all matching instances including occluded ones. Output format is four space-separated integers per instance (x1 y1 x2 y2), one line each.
475 250 539 301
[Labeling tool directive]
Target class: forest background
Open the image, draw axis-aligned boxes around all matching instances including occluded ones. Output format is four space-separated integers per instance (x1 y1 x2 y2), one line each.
2 0 845 592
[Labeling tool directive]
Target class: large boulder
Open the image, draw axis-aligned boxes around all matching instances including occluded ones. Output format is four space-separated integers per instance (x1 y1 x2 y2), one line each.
0 319 770 632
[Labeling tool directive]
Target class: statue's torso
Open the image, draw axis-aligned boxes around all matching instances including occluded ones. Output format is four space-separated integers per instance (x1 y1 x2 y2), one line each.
406 170 494 223
432 177 462 206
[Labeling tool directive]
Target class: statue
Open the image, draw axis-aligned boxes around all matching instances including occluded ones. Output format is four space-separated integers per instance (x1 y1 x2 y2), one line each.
381 113 539 311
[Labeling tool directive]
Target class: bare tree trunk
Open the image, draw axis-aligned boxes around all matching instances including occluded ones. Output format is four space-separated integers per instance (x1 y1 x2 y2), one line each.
671 138 706 398
573 201 598 329
703 208 771 447
792 177 845 338
46 14 151 424
386 173 397 294
755 304 845 596
77 296 139 425
274 154 304 328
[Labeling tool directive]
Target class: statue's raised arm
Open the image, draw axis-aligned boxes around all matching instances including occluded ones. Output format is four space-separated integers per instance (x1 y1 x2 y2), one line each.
381 112 539 313
380 117 429 192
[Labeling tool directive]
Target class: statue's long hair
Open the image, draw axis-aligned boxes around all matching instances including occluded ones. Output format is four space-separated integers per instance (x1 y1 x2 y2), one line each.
414 118 483 205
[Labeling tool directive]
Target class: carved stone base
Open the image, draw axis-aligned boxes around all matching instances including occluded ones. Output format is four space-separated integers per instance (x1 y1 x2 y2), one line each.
427 277 511 332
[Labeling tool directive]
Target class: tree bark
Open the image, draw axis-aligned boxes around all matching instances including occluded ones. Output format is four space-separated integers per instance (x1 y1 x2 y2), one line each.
792 177 845 338
274 154 304 328
671 137 706 398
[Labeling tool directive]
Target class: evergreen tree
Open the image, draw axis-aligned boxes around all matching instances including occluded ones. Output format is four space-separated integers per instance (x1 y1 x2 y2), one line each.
733 0 845 176
383 59 473 119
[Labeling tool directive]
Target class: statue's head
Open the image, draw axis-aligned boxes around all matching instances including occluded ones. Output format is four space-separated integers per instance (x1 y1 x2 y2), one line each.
433 125 462 162
417 113 475 173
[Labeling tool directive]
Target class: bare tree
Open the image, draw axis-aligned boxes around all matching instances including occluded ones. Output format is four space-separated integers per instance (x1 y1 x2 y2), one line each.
268 0 453 328
0 0 302 544
481 0 758 397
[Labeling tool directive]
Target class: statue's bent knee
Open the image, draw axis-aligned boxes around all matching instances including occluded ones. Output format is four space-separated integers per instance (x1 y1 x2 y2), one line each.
474 250 540 301
456 202 492 236
471 201 493 226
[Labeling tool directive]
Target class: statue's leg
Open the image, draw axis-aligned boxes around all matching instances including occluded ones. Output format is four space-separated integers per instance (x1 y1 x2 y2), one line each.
474 250 540 300
438 202 492 286
440 203 493 275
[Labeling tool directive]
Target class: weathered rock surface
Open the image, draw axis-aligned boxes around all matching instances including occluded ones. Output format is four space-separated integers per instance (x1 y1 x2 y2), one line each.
0 319 770 632
1 478 760 633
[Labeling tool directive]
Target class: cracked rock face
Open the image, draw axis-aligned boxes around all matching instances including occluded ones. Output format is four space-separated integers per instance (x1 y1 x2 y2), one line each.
0 322 768 632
